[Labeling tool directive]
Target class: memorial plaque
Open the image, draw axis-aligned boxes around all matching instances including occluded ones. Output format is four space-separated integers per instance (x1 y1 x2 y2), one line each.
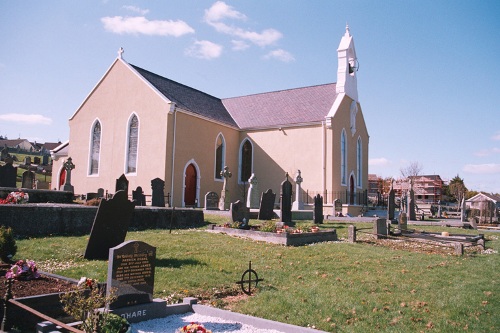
108 240 156 309
204 191 219 210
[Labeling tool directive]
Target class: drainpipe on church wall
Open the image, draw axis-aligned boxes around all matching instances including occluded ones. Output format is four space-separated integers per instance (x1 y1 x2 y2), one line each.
322 120 327 200
169 102 177 207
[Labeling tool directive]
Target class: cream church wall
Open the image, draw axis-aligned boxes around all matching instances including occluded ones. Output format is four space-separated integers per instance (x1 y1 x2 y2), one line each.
68 60 170 196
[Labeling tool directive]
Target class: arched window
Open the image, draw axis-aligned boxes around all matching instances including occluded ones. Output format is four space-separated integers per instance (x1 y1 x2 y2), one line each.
240 139 253 183
357 137 362 187
127 114 139 173
214 134 225 180
341 129 347 185
89 120 101 175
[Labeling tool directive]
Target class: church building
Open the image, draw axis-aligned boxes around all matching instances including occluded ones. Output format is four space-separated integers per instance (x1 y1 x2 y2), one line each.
52 26 369 215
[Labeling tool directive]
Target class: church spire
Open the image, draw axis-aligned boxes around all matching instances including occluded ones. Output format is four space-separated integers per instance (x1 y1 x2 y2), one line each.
336 25 358 102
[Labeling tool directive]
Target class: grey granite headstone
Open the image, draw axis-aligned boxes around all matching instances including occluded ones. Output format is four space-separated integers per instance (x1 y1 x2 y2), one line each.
334 199 342 214
107 240 156 309
230 200 249 223
115 174 129 195
0 162 17 187
399 212 408 231
313 194 323 224
24 156 31 165
21 170 35 189
258 189 276 220
151 178 165 207
33 156 40 164
204 191 219 210
84 190 135 260
280 173 292 223
97 188 105 198
132 186 146 206
408 189 416 221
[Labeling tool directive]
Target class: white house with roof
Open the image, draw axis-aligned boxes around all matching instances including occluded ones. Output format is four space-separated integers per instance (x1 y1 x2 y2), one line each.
53 27 369 214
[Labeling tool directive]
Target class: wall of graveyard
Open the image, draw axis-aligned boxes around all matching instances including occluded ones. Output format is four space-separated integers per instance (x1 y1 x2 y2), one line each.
0 204 204 237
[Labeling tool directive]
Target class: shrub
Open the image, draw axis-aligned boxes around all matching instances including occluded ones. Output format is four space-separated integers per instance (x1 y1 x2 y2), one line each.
259 220 277 233
0 226 17 263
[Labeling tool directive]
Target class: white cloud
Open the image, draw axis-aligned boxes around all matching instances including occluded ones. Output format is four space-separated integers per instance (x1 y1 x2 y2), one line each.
474 147 500 157
369 157 390 167
185 40 223 59
231 40 249 51
263 49 295 62
204 1 282 47
492 132 500 141
204 1 247 22
0 113 52 125
101 16 194 37
122 5 150 15
463 163 500 174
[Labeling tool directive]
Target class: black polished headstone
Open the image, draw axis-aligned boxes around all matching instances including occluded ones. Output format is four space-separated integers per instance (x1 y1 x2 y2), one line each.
313 194 324 224
280 173 292 223
84 190 135 260
0 162 17 187
107 240 156 309
258 189 276 220
115 174 129 195
230 200 249 223
204 191 219 210
151 178 165 207
132 186 146 206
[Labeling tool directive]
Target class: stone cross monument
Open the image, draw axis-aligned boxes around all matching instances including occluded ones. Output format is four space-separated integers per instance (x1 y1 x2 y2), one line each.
246 173 260 209
61 157 75 192
292 170 304 210
219 166 232 210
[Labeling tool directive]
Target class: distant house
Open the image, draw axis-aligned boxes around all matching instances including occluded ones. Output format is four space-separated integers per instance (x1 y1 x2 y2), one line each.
466 192 500 222
391 175 444 204
53 27 370 215
0 139 35 152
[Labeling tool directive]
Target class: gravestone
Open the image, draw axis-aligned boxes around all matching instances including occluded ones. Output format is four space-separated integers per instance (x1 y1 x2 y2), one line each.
0 146 8 161
107 240 156 309
33 156 41 165
86 192 99 201
42 155 49 165
258 189 276 220
151 178 165 207
219 166 232 210
280 173 292 223
399 212 408 231
61 157 75 192
408 189 416 221
0 162 17 187
246 173 260 209
313 194 323 224
387 181 395 220
292 170 304 210
84 190 135 260
374 218 387 239
132 186 146 206
334 199 342 215
230 200 249 223
21 170 35 189
24 156 31 165
460 197 467 223
97 188 105 198
204 191 219 210
115 174 129 195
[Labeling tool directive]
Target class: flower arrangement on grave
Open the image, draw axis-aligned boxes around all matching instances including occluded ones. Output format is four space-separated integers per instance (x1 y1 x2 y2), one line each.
177 322 212 333
5 259 40 280
0 191 29 204
60 277 129 333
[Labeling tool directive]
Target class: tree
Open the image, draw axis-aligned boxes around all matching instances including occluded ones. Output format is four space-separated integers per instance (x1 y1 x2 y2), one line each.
400 161 423 179
448 174 468 204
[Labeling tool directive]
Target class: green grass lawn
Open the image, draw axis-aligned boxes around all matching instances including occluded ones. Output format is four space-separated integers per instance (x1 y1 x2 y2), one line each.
13 215 500 332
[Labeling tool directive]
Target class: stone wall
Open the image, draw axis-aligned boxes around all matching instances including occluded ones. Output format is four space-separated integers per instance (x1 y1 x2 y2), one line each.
0 204 204 237
0 187 74 204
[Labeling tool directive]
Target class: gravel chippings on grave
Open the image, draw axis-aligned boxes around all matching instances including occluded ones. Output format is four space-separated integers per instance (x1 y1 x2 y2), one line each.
131 312 285 333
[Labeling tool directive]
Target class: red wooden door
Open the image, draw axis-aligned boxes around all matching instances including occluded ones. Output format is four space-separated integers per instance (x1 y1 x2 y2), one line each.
184 164 197 206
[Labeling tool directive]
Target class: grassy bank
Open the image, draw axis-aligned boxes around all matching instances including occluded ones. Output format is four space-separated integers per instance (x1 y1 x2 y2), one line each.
14 215 500 332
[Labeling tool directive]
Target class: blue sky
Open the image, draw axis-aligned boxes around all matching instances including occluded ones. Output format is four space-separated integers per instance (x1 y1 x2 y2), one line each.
1 1 499 193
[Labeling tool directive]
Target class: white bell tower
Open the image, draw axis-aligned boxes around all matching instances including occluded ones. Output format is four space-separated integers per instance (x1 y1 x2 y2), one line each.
336 25 359 102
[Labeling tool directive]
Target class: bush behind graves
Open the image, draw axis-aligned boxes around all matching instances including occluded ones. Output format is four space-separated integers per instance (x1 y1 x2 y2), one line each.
0 226 17 263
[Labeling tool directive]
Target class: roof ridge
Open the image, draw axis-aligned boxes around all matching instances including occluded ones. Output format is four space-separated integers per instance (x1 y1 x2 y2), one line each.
223 82 336 100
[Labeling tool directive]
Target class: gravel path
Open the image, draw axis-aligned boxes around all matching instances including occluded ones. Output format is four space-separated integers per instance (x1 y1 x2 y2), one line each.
131 312 285 333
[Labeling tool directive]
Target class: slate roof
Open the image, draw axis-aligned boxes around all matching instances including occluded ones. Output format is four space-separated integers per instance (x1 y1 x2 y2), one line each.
131 65 238 128
222 84 337 129
131 64 337 130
